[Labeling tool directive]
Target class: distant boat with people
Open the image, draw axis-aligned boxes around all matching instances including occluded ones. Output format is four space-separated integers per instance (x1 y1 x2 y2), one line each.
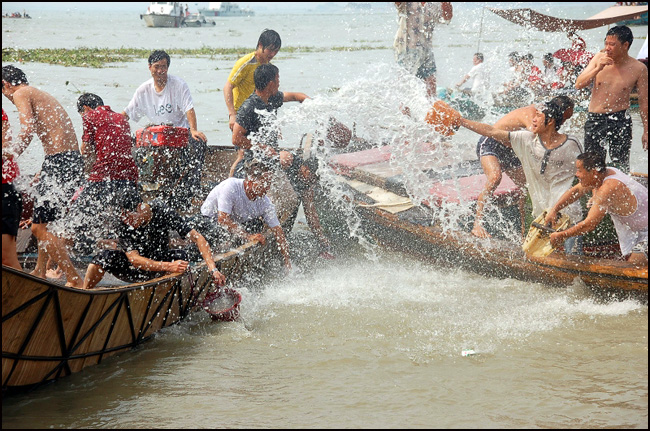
140 2 185 28
199 2 255 17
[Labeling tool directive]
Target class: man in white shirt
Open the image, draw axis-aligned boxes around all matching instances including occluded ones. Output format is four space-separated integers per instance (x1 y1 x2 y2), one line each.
455 52 490 102
198 160 292 270
123 50 207 211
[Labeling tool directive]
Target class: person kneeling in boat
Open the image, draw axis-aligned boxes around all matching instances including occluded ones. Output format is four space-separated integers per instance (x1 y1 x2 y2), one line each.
82 189 226 289
545 152 648 266
195 159 292 271
453 100 584 254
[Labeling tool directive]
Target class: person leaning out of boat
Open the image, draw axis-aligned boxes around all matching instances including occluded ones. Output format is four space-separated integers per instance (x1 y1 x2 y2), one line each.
232 63 335 259
194 159 292 271
2 108 23 270
450 99 584 254
82 189 226 289
545 152 648 266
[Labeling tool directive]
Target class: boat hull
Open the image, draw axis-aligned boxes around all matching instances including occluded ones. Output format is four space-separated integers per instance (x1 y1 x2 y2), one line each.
142 13 183 28
320 145 648 294
2 265 211 391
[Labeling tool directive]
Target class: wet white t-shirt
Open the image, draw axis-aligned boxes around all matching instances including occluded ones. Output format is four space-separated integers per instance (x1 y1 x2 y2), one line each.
124 74 193 128
510 131 583 223
200 178 280 228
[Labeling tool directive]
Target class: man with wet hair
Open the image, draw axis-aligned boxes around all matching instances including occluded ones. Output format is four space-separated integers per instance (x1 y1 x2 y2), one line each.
575 25 648 172
546 152 647 265
453 99 584 253
198 159 292 270
123 49 207 210
2 65 84 287
232 63 336 259
224 29 282 177
82 189 226 289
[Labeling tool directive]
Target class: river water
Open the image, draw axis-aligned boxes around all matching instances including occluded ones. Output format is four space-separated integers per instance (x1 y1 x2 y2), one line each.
2 3 648 428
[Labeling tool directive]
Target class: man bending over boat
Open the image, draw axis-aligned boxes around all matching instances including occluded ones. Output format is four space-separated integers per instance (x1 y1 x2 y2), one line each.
196 159 292 270
545 152 647 266
575 25 648 172
2 65 85 287
82 189 226 289
50 93 140 254
453 100 584 254
122 50 207 211
469 95 574 238
232 63 334 259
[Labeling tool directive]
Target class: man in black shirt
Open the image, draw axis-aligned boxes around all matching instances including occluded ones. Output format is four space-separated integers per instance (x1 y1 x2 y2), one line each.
82 189 226 289
232 64 335 259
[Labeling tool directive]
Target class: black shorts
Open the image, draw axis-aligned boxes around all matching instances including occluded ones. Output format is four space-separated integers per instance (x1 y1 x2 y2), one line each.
91 248 188 283
33 151 84 224
584 110 632 172
476 136 522 170
2 183 22 236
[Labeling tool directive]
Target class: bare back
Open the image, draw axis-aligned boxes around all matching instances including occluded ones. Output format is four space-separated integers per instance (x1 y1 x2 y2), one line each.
12 85 78 156
586 51 647 113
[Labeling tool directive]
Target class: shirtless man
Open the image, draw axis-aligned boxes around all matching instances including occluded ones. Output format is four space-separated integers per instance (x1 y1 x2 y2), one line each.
546 152 647 266
575 25 648 172
1 65 84 287
470 95 574 238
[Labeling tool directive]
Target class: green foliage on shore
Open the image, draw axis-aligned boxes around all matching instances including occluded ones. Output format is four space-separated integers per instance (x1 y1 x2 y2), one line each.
2 45 389 68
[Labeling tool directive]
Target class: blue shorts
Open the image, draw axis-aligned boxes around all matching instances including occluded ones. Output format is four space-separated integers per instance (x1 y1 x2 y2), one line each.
476 136 522 170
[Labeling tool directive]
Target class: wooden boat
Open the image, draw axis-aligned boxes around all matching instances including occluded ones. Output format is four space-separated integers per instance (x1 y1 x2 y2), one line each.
2 145 300 392
317 144 648 294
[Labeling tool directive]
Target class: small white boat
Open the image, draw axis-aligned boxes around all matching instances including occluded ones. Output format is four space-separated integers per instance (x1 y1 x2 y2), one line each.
141 2 185 28
183 12 216 27
199 2 255 17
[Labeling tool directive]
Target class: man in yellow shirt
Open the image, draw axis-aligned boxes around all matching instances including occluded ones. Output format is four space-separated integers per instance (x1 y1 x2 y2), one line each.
224 29 281 177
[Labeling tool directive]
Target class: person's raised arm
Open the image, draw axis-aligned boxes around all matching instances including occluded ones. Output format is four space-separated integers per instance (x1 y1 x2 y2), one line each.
187 228 226 286
283 92 310 103
459 117 512 146
223 80 237 131
574 52 611 90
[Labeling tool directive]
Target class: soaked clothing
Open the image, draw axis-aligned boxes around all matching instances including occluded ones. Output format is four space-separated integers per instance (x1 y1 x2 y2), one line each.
2 183 22 236
90 200 193 282
509 131 583 222
82 105 139 182
32 151 84 224
602 168 648 257
476 136 522 170
393 2 442 79
227 51 261 111
583 110 633 172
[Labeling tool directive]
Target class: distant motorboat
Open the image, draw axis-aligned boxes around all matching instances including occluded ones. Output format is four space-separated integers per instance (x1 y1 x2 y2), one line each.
199 2 255 17
141 1 185 28
183 12 216 27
